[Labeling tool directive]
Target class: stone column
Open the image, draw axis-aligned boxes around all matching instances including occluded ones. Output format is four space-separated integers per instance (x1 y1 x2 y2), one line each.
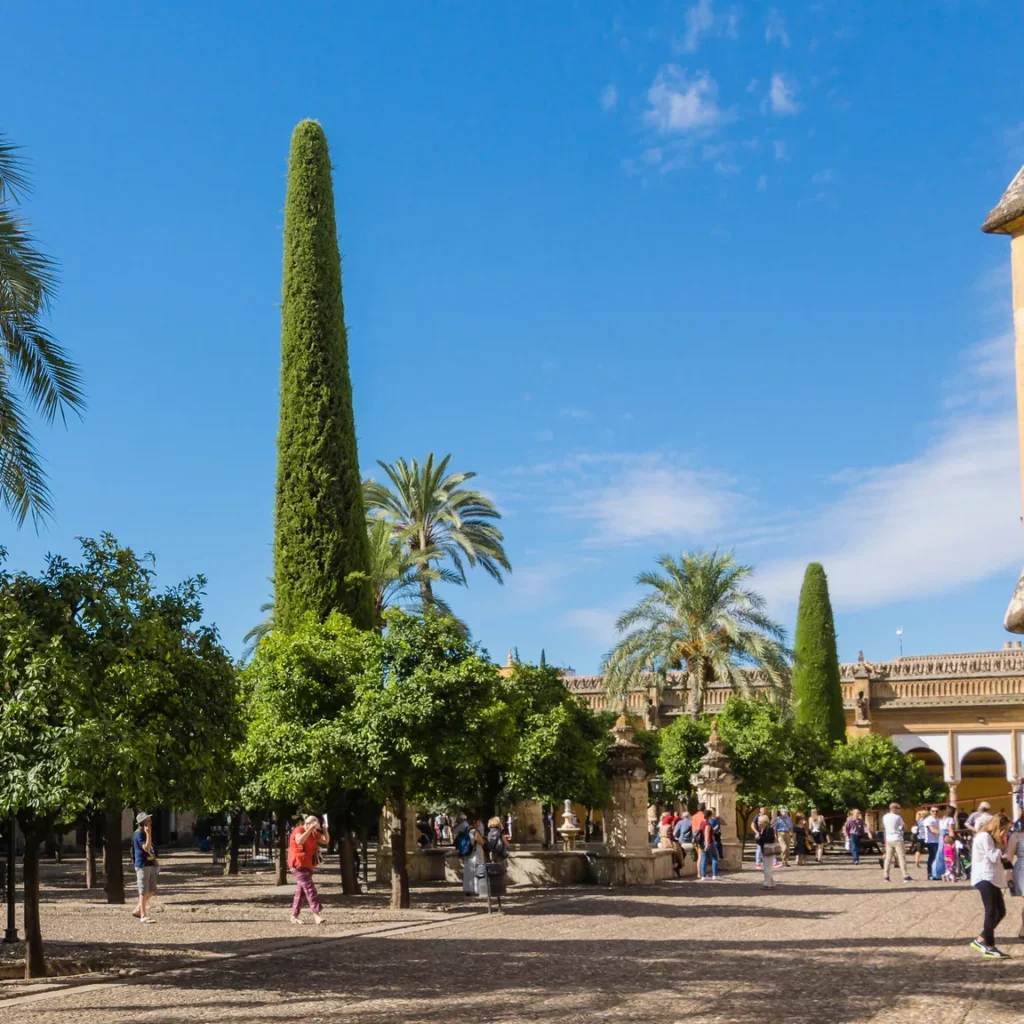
598 714 658 885
690 723 743 871
982 167 1024 631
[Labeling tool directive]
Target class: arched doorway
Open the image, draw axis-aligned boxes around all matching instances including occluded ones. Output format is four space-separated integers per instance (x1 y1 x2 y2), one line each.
906 747 945 782
959 747 1011 817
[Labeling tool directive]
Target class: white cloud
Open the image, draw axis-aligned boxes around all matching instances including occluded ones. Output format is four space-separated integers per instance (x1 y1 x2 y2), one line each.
756 173 768 192
773 139 789 161
765 7 790 47
765 73 799 116
679 0 715 53
756 412 1020 612
561 605 622 647
644 66 725 135
600 84 618 112
562 457 739 544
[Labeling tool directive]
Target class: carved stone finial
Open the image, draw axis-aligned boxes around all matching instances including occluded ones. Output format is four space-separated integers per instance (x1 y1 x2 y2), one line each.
507 648 514 667
690 720 740 788
857 649 865 663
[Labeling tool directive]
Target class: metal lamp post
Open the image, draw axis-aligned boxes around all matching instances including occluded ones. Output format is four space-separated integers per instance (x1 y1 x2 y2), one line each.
650 774 664 820
3 815 17 944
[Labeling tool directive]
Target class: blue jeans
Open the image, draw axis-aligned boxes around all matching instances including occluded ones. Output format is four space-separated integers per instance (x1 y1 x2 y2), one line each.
926 843 941 879
754 843 763 866
848 834 860 864
700 846 719 878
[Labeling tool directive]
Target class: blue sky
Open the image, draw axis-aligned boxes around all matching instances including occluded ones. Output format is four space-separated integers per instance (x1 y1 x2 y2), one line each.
2 1 1023 672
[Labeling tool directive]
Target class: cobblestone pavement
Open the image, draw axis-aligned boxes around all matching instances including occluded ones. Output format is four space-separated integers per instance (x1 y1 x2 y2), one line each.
2 858 1023 1023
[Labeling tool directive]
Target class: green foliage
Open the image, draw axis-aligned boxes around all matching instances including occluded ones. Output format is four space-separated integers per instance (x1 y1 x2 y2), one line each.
814 734 947 814
715 698 793 810
658 715 710 798
236 613 377 809
0 133 85 526
498 664 610 808
364 453 511 605
792 562 845 744
350 611 513 806
603 550 790 716
274 120 372 633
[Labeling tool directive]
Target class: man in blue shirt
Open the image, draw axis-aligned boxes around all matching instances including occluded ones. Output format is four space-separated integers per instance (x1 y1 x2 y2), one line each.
673 811 693 845
773 808 794 867
132 811 158 924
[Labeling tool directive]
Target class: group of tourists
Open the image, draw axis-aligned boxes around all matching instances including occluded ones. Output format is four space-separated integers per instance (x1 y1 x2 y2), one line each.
654 805 723 880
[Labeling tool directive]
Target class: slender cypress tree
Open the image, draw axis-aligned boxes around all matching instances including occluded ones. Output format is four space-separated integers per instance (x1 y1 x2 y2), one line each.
792 562 845 743
274 120 373 633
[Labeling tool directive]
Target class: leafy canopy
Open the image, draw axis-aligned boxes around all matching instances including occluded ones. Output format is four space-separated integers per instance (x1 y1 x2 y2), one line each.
0 133 85 526
603 550 790 715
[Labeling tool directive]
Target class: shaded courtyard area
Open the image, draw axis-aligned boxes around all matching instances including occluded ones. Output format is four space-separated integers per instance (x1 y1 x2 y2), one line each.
1 857 1021 1023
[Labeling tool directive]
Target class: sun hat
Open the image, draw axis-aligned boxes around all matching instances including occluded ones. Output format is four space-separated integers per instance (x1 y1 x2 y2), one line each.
136 811 152 826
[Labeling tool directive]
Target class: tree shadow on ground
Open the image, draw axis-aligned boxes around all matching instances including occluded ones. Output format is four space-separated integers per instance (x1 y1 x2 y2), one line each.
31 933 1022 1024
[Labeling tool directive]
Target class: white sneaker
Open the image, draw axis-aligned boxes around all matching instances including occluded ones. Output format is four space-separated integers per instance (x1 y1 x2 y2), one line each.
290 915 305 926
312 913 325 926
139 916 153 925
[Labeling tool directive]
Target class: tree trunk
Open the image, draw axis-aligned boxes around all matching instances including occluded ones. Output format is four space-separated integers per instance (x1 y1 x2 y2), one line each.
390 787 409 910
104 805 124 905
21 829 46 979
225 810 240 877
84 811 99 889
275 808 288 887
417 562 434 606
360 826 369 886
339 833 358 895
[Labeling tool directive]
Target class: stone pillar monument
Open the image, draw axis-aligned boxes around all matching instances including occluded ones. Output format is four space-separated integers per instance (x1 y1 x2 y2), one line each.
690 722 742 871
598 713 659 885
851 658 872 737
982 167 1024 631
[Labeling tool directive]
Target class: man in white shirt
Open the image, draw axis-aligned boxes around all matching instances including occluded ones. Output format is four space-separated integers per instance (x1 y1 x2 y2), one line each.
882 802 913 882
922 806 941 880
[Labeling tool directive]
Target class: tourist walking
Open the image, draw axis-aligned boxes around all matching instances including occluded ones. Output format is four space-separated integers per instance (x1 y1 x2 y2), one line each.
1004 816 1024 938
913 810 927 868
658 812 684 877
751 806 767 868
966 802 992 832
454 814 485 895
754 814 776 889
132 811 158 925
773 807 793 867
922 805 942 880
844 809 865 865
697 813 719 880
969 814 1012 959
288 814 329 926
792 813 807 866
808 809 827 864
882 802 912 882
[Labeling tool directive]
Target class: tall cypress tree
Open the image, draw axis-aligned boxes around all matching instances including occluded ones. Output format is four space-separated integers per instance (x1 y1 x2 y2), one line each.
274 120 373 633
792 562 845 743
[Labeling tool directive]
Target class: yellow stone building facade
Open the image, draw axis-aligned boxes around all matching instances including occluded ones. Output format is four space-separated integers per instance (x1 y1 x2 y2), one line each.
560 646 1024 819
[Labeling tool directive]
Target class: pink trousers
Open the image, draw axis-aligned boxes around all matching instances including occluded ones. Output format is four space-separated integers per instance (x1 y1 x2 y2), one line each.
290 867 322 915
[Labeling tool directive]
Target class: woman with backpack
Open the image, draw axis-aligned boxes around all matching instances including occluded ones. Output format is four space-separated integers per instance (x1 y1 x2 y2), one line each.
454 814 485 896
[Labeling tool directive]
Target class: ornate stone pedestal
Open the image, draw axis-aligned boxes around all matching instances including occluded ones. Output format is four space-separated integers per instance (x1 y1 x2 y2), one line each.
691 723 743 872
597 714 666 885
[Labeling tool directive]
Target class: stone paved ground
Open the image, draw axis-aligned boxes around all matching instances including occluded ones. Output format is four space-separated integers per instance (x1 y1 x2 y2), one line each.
2 856 1023 1023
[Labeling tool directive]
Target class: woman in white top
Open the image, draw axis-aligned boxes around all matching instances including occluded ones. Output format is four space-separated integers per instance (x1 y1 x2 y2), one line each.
1005 816 1024 940
969 814 1011 959
807 809 827 864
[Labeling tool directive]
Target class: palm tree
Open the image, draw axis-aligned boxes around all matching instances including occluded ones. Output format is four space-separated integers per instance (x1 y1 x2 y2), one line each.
241 522 466 658
603 549 790 717
0 133 84 525
364 453 511 602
